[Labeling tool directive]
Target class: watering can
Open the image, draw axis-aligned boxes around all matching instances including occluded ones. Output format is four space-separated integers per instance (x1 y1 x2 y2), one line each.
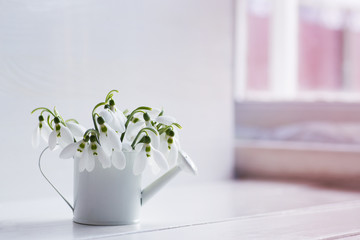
39 148 197 226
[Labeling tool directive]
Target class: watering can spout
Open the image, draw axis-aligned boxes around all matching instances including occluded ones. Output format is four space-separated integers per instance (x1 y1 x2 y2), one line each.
141 150 198 205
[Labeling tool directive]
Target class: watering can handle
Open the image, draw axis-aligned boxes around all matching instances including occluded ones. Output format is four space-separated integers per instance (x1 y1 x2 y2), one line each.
38 146 74 212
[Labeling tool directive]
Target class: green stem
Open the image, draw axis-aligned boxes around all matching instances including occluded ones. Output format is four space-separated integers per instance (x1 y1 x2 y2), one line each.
83 129 99 139
31 107 56 118
120 106 152 142
66 119 79 124
172 122 182 129
92 102 107 132
92 113 99 132
158 125 173 135
92 102 107 116
131 127 158 149
47 115 54 130
105 89 119 102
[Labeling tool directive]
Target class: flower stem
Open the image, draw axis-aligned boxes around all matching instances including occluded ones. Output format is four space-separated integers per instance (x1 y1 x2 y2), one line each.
131 127 158 149
66 118 79 124
120 106 152 142
105 89 119 102
47 115 54 130
31 107 56 118
83 129 99 140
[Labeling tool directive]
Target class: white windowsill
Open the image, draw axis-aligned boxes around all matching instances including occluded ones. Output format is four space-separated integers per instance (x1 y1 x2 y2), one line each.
235 139 360 184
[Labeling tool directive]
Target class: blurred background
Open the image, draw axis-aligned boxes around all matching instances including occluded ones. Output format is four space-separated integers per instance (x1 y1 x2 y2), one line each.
235 0 360 184
2 0 360 203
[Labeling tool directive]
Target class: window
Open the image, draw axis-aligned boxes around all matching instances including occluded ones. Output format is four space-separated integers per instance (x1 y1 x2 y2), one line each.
234 0 360 182
235 0 360 101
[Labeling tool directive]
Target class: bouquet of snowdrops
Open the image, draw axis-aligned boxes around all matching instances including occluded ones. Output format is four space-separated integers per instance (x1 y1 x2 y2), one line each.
31 90 185 175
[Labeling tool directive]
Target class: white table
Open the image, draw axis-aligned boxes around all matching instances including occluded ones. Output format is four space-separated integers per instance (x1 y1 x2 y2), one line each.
2 180 360 239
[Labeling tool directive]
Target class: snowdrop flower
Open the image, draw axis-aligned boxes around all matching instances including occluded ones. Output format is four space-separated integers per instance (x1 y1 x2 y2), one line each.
97 116 122 154
32 115 51 148
156 115 176 126
160 129 180 167
59 137 94 172
99 99 126 133
125 118 145 142
126 112 160 148
110 150 127 170
66 122 87 138
48 117 74 150
97 116 126 170
88 135 111 169
133 135 169 175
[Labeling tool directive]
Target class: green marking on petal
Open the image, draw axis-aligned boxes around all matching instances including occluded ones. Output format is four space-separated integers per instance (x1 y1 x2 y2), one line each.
133 117 139 123
101 125 107 133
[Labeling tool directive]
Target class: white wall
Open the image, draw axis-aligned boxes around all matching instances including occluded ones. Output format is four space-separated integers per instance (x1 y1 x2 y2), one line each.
0 0 233 202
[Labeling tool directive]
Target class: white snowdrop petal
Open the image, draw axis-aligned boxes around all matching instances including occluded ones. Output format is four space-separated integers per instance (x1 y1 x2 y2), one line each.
99 110 113 123
40 124 52 142
67 122 86 137
32 126 40 148
107 126 122 151
99 133 112 155
159 135 169 156
148 157 161 175
59 142 80 159
87 147 96 170
148 129 160 149
85 150 95 172
168 143 179 166
78 155 86 172
135 143 144 152
133 150 147 175
109 111 125 133
112 151 126 170
98 145 111 168
174 137 181 149
114 107 127 124
122 142 133 152
173 127 180 142
126 121 145 141
48 130 57 150
60 126 74 146
148 108 161 119
156 116 176 125
152 147 169 170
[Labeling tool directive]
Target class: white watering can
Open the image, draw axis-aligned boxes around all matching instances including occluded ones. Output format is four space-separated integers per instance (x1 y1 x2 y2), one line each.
39 148 197 226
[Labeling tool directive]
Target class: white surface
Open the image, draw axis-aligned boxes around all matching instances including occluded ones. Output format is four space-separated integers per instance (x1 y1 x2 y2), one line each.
2 180 360 239
0 0 233 202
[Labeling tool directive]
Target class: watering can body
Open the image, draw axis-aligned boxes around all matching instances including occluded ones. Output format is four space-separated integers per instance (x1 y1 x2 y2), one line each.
39 149 197 226
73 152 142 225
